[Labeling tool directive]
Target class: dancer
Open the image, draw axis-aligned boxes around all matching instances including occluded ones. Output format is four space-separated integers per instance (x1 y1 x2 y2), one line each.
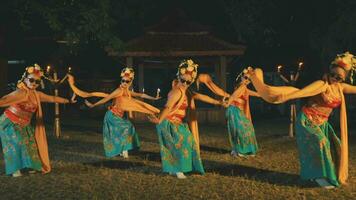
68 67 160 158
149 59 226 179
0 64 75 176
198 73 259 157
244 52 356 188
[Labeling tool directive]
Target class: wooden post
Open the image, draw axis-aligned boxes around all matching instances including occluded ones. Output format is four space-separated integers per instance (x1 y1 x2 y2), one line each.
126 57 133 67
219 56 227 91
138 63 144 92
214 61 220 84
0 58 7 95
53 72 61 138
217 56 227 124
288 73 296 138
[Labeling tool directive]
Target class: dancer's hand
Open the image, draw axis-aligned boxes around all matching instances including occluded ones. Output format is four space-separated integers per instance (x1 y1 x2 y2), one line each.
70 93 77 104
154 96 162 100
84 99 94 108
222 96 229 103
220 100 229 108
147 114 160 124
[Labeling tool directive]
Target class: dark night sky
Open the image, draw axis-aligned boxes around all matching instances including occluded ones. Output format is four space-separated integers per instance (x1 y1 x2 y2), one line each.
0 0 355 84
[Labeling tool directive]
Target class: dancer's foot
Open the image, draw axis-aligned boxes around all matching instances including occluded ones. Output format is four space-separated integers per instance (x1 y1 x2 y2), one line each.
230 150 238 157
122 150 129 159
176 172 187 179
237 153 247 158
315 178 335 189
12 170 22 177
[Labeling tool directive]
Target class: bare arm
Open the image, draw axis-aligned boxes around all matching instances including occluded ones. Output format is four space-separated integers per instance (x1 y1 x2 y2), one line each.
282 80 327 101
247 89 260 97
89 88 123 107
157 89 181 123
0 90 27 107
192 92 222 105
38 92 70 104
130 91 159 100
197 74 230 97
342 83 356 94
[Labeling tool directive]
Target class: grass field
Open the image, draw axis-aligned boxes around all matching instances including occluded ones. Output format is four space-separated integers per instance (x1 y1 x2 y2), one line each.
0 117 355 200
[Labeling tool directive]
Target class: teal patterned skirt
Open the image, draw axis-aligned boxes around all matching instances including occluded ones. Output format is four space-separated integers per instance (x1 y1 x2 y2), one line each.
296 112 340 186
156 119 205 174
0 114 42 175
103 111 140 158
226 106 258 155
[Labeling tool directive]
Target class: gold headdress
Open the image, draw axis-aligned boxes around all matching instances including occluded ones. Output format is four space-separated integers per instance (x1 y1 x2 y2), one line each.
331 52 356 71
177 59 198 80
26 64 44 77
17 64 45 88
120 67 135 80
331 52 356 84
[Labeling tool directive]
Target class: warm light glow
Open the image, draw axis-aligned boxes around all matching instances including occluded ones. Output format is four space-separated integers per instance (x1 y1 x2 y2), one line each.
277 65 283 72
47 65 51 72
68 67 72 72
298 62 303 69
156 88 161 97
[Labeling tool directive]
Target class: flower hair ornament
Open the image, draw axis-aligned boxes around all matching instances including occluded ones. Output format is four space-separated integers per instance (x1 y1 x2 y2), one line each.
17 63 46 88
176 59 198 81
330 51 356 84
120 67 135 80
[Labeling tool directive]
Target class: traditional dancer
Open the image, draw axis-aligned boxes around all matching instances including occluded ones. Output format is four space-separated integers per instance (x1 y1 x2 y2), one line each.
197 73 259 157
68 67 160 158
0 64 75 177
244 52 356 188
149 59 226 179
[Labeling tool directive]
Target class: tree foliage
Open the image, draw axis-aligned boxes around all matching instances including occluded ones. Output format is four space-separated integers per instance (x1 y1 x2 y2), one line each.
10 0 122 52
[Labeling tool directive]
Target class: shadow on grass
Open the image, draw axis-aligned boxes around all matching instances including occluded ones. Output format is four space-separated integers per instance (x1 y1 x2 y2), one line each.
200 145 230 154
204 160 316 188
83 159 162 175
130 150 161 162
61 124 102 134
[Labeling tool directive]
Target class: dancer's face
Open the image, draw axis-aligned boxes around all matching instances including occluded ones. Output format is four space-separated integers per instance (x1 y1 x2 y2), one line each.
120 77 132 88
241 76 250 85
328 67 346 84
24 74 41 90
179 74 194 86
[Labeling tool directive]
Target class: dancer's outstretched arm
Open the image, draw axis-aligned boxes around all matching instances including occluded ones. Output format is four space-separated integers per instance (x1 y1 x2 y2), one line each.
279 80 328 101
67 74 108 98
155 89 181 123
247 89 260 97
86 88 123 108
0 90 27 107
38 91 74 104
196 74 230 97
248 68 327 103
192 92 224 106
342 83 356 94
130 91 160 100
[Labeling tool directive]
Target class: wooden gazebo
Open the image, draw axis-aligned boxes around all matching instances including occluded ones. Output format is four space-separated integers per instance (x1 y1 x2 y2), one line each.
106 12 247 123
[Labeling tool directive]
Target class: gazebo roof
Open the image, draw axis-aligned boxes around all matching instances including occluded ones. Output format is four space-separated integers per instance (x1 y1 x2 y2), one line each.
107 11 246 57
